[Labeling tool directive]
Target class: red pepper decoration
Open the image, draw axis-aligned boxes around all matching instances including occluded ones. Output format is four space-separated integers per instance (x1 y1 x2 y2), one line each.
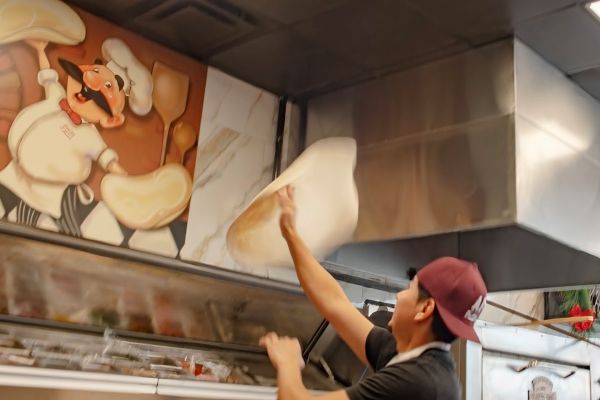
568 304 596 332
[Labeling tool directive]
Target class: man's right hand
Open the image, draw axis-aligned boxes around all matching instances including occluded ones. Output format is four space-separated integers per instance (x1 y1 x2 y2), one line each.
277 185 297 239
275 183 373 366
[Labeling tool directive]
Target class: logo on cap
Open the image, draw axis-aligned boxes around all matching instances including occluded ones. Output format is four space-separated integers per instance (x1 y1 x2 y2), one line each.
464 295 486 323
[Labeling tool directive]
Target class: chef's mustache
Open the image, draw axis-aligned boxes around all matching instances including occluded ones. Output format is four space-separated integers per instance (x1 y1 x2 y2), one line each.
58 58 114 117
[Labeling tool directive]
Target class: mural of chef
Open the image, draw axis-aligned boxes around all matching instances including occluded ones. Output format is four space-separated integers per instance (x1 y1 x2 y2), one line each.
0 37 153 236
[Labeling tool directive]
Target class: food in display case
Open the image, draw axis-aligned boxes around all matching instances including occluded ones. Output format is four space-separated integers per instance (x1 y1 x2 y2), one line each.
180 305 213 341
89 307 121 328
126 313 154 334
81 282 122 328
6 264 47 319
119 289 154 334
151 292 184 337
0 332 34 367
45 270 83 323
0 323 257 384
0 233 325 352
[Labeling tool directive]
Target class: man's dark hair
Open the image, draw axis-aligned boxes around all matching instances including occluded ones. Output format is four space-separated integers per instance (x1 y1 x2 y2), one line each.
417 283 457 343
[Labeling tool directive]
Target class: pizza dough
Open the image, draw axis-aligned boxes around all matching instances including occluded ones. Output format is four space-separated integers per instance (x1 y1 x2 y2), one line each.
0 0 86 45
227 137 359 268
101 164 192 230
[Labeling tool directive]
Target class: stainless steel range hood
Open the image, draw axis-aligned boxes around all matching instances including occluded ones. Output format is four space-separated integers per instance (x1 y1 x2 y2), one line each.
304 38 600 291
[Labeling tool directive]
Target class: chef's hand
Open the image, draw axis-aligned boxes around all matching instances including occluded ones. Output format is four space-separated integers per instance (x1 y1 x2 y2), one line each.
277 185 296 239
107 160 128 175
25 40 48 53
25 40 50 70
259 332 305 372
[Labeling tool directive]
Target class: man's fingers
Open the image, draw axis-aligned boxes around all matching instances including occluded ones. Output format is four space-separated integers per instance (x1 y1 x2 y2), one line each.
277 186 295 202
276 188 289 207
259 331 279 348
258 336 267 347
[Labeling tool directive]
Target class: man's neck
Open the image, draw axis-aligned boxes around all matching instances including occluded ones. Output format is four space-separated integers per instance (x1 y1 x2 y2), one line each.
396 332 437 353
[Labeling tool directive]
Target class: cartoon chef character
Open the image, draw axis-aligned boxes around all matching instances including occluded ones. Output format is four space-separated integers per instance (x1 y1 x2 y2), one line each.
0 38 153 236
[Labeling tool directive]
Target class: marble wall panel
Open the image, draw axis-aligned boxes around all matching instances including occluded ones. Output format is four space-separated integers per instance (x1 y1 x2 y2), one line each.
181 68 278 278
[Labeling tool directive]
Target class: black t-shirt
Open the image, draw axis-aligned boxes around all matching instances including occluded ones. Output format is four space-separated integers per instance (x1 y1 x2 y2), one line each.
345 327 460 400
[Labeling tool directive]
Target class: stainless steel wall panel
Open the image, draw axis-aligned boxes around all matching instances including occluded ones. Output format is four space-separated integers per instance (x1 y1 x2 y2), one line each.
354 115 515 241
515 39 600 259
307 40 514 148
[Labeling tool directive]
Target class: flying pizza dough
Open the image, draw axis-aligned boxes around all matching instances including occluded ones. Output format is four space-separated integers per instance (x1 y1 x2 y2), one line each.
0 0 86 45
101 164 192 230
227 137 359 269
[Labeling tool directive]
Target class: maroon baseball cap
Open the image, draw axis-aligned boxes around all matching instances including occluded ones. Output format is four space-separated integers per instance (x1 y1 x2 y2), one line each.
416 257 487 343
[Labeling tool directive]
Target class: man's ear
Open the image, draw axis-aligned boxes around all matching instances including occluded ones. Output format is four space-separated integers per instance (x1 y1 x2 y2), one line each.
415 298 436 322
100 113 125 128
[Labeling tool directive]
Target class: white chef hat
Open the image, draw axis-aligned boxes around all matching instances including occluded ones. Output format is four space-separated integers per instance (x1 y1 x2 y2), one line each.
101 38 153 116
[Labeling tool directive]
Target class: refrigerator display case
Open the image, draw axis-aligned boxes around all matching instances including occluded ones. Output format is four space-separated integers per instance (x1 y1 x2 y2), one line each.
0 223 340 398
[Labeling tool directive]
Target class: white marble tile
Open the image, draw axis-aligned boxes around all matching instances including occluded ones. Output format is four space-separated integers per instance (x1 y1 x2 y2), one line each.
181 132 273 275
181 67 278 277
198 67 278 146
266 266 299 285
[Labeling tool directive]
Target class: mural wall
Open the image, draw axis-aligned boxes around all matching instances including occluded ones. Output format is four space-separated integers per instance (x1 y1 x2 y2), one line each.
0 0 288 282
0 0 206 255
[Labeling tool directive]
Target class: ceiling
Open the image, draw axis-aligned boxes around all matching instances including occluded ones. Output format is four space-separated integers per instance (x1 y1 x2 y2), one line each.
67 0 600 100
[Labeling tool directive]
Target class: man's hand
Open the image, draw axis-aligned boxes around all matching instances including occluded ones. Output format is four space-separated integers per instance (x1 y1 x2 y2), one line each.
25 39 48 53
277 185 296 239
259 332 305 372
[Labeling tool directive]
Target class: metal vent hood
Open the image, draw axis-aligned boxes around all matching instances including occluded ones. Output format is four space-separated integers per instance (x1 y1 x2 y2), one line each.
304 39 600 292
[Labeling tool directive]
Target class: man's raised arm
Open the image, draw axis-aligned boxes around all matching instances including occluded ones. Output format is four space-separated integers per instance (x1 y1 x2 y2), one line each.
278 186 373 365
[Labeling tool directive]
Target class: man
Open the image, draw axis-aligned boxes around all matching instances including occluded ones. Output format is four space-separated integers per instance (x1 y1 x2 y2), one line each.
259 186 487 399
0 38 151 235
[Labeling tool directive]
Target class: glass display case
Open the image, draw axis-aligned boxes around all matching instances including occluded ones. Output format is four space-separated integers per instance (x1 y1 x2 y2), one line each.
0 225 340 397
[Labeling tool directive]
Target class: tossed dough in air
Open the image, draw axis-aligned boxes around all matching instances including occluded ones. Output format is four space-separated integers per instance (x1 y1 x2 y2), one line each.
0 0 86 45
227 137 359 268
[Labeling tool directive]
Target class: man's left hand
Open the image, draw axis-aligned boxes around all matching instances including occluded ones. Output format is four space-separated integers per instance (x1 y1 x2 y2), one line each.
259 332 305 372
